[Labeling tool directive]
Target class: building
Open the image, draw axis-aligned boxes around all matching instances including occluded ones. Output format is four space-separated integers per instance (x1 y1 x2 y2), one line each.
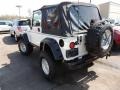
99 2 120 23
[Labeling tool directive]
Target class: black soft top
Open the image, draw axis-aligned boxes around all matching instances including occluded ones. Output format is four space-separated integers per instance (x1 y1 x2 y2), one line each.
37 2 97 10
33 2 100 37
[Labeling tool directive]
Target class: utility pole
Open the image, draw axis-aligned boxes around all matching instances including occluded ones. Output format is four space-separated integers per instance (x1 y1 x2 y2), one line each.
90 0 92 3
28 9 32 18
16 5 22 19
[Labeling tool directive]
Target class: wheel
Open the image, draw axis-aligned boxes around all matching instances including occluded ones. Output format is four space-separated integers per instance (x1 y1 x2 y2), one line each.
40 51 56 80
18 39 33 56
10 34 14 37
86 25 113 57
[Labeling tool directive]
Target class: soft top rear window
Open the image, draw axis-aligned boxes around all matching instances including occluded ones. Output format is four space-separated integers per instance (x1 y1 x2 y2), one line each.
69 5 100 30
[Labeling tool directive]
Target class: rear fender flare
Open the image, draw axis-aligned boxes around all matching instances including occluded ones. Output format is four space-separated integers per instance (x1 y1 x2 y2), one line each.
40 38 63 61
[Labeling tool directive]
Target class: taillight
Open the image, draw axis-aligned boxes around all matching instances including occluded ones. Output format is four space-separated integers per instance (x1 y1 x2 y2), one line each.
69 42 75 49
17 26 22 32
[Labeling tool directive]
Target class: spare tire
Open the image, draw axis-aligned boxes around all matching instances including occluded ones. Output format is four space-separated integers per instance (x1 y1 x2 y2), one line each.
86 25 113 58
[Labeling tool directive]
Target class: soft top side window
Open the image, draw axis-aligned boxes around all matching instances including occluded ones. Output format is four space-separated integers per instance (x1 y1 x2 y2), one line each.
33 10 42 26
42 7 60 35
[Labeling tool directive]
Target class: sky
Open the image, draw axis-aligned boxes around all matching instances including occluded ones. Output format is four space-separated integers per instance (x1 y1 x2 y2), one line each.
0 0 120 16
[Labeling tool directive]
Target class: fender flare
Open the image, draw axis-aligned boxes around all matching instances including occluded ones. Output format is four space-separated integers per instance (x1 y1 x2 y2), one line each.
40 38 63 61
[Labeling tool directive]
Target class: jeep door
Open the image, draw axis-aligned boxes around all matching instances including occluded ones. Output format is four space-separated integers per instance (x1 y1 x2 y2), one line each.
27 10 42 45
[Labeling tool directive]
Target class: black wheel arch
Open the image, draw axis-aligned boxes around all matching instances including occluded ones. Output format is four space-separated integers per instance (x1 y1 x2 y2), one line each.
40 38 63 61
19 33 30 43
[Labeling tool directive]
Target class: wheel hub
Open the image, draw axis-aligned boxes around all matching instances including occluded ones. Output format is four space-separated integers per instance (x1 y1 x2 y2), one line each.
20 42 26 52
101 30 112 50
41 58 50 75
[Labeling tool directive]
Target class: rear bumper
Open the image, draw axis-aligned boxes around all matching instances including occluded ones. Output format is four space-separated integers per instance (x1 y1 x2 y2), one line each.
63 55 98 70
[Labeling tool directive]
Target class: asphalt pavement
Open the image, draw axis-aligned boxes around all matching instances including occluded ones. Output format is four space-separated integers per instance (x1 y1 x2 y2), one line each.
0 34 120 90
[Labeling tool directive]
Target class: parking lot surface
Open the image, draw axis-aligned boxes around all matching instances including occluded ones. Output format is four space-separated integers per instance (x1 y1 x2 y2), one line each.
0 34 120 90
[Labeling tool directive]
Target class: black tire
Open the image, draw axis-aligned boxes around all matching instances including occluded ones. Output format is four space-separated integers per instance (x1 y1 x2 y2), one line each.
40 51 56 80
10 34 14 37
18 39 33 56
86 25 113 57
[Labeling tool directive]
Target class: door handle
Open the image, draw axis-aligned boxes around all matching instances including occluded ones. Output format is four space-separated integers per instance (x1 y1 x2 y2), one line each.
77 36 82 44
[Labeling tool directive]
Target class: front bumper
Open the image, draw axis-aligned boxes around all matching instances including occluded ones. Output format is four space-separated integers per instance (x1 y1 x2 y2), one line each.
63 55 98 70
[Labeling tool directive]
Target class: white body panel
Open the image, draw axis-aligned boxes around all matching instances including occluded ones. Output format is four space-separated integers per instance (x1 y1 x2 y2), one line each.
27 30 88 61
26 9 88 61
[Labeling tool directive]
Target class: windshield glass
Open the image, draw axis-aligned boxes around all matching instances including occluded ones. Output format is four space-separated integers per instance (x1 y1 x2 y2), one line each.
69 5 101 31
18 20 29 26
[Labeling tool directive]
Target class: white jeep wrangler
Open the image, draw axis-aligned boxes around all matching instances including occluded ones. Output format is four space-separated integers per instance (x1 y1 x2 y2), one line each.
18 2 113 80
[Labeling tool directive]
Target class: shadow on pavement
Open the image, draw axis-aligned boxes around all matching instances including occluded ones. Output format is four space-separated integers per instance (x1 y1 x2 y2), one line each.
0 49 98 90
52 67 98 90
2 35 16 45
